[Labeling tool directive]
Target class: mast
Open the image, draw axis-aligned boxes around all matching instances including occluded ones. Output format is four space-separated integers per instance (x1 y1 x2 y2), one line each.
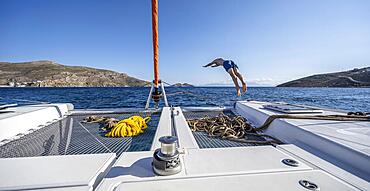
145 0 168 109
152 0 159 88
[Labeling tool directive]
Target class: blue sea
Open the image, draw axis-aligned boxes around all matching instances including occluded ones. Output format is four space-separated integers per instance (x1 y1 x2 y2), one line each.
0 87 369 112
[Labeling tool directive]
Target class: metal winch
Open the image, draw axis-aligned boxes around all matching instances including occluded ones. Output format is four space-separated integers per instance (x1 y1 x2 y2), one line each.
152 136 182 176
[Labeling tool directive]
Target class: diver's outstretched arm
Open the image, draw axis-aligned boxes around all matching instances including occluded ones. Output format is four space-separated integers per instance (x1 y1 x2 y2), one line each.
203 62 216 67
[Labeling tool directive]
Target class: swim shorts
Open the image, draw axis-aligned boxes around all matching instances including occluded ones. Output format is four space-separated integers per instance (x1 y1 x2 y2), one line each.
223 60 238 72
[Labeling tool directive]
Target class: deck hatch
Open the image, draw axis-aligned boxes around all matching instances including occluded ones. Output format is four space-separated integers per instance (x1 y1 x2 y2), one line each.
263 103 323 114
0 112 160 158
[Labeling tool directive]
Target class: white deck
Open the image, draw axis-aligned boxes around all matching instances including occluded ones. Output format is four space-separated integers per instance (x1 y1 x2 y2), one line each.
0 153 115 191
235 101 370 181
114 170 354 191
0 102 369 191
0 103 73 143
96 146 312 190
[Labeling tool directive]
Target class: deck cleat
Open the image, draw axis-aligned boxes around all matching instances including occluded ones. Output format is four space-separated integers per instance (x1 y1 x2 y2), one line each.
152 136 182 176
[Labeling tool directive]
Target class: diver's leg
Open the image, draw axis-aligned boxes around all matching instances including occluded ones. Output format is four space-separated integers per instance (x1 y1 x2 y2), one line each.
233 67 247 93
228 69 241 96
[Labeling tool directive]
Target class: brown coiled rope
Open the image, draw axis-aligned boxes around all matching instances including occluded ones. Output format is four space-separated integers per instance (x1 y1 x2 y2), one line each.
187 113 369 145
187 113 281 145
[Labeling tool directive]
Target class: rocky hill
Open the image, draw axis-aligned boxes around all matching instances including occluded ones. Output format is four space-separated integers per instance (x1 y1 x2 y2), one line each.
277 67 370 87
0 60 149 87
170 83 194 87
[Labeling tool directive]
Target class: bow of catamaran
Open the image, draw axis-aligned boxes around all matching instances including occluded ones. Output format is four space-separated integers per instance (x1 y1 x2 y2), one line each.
0 1 369 190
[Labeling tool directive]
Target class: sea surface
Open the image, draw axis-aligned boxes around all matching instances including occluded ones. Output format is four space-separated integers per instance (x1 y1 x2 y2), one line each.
0 87 369 112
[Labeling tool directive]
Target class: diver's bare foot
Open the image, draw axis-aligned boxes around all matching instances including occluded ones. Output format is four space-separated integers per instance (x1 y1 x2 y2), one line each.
242 83 247 93
237 89 241 97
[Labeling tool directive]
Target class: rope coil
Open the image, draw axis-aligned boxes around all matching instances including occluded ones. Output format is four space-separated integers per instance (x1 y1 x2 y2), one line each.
187 112 369 145
187 113 281 145
83 115 151 137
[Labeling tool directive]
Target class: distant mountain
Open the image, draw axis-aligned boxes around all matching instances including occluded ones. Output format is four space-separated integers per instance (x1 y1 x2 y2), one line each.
0 60 149 87
277 67 370 87
170 83 194 87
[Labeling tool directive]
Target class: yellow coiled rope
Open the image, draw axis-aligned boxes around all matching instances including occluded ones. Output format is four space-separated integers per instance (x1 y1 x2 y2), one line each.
105 116 151 137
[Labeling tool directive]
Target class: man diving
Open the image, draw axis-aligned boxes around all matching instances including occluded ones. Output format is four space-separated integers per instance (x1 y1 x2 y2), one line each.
203 58 247 96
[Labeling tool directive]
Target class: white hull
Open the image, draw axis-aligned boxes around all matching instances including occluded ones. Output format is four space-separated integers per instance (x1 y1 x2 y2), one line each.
0 101 369 191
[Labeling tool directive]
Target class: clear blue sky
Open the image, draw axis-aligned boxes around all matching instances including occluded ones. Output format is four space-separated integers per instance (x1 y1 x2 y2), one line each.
1 0 369 86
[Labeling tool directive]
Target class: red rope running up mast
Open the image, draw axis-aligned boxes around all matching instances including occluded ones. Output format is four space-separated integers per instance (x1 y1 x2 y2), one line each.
151 0 159 87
